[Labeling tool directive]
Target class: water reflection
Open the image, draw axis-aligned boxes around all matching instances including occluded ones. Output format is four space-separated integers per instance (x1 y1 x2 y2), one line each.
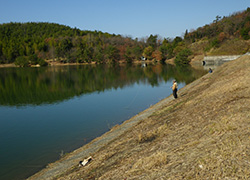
0 63 207 180
0 63 206 106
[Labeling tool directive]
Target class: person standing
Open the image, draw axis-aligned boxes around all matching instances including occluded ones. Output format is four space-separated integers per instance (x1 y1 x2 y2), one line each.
172 80 178 99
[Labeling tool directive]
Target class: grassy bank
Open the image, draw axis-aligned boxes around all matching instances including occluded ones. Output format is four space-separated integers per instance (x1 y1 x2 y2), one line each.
29 55 250 180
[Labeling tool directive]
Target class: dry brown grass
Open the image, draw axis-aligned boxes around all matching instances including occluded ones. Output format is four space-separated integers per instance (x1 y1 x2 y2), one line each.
189 39 209 55
207 39 250 55
188 38 250 56
53 55 250 180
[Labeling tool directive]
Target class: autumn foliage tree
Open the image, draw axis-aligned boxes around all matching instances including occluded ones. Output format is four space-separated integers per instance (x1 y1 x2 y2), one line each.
152 50 162 61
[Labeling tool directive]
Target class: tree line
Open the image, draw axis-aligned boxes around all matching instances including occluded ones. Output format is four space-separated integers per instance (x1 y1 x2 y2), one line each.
0 22 194 66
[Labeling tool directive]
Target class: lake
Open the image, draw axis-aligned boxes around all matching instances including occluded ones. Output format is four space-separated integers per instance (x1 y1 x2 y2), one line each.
0 63 206 180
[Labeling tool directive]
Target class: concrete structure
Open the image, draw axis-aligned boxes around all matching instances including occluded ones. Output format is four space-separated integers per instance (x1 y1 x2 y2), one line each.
201 53 250 70
203 55 242 65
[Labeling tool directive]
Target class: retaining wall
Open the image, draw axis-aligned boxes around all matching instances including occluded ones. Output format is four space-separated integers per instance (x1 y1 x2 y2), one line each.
203 55 242 65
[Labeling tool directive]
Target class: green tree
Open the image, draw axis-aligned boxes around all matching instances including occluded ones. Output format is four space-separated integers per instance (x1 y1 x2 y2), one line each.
146 34 158 48
83 47 93 63
174 48 192 65
143 46 154 60
240 27 250 40
105 45 119 63
124 47 133 63
56 38 73 58
213 15 222 23
6 47 16 62
172 36 183 48
159 43 174 59
132 45 143 60
0 42 2 58
29 54 39 65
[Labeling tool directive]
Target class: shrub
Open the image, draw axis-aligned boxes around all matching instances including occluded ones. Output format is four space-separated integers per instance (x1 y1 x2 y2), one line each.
15 54 48 67
38 59 48 66
240 27 250 40
29 54 40 65
137 130 157 143
15 56 29 67
211 38 220 48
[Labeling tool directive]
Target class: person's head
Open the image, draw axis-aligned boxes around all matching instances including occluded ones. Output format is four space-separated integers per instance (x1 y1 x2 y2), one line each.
173 80 176 83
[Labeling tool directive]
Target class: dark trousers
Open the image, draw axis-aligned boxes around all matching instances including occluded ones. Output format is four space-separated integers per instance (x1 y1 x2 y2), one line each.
173 89 178 99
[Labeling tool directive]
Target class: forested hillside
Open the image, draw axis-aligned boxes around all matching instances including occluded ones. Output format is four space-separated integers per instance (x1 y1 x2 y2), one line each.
185 7 250 55
0 21 190 66
186 8 250 41
0 7 249 66
0 22 143 65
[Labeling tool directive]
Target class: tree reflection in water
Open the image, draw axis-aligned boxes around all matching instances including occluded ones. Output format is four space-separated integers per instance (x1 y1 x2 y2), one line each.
0 63 206 107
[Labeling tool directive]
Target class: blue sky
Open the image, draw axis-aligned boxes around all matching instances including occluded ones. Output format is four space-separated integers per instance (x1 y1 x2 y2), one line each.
0 0 249 39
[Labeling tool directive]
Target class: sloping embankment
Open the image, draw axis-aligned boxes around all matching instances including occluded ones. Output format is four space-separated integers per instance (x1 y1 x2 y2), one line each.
29 55 250 180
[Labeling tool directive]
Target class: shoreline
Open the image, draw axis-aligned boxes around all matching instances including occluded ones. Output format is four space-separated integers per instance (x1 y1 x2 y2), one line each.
28 95 175 180
0 58 177 68
28 55 250 179
28 73 204 180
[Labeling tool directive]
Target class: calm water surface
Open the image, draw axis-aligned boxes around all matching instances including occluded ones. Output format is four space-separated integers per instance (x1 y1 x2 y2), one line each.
0 63 206 179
